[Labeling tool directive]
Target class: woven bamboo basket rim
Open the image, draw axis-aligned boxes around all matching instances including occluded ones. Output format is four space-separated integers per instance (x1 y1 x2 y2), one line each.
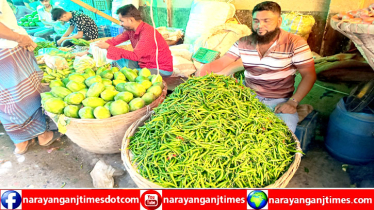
46 81 167 125
121 111 303 188
331 17 374 35
330 17 374 70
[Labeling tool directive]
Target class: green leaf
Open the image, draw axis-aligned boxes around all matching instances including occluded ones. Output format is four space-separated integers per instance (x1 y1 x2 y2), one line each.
304 167 309 173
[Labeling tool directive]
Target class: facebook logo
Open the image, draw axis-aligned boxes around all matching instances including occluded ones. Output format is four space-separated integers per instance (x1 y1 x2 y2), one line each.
1 190 22 209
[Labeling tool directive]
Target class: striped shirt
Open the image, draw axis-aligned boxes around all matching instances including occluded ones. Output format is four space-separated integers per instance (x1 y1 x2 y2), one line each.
226 29 314 98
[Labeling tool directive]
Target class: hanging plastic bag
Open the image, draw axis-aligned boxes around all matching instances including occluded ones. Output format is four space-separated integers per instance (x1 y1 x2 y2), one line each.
89 41 112 67
44 55 69 70
281 12 315 41
73 55 96 73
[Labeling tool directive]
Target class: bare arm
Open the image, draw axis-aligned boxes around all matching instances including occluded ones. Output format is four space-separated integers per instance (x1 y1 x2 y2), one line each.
291 62 316 103
0 22 35 49
0 22 22 41
62 25 74 38
275 62 316 114
196 54 237 76
215 58 245 76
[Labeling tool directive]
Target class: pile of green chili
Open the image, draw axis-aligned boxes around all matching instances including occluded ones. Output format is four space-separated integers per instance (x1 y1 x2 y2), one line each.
129 74 299 188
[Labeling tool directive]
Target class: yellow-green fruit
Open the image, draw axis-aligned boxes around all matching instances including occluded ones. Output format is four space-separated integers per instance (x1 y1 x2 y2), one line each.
64 92 85 105
44 97 66 114
152 82 164 89
68 74 86 83
113 80 126 87
129 98 145 111
104 101 113 110
142 92 156 105
94 106 111 119
147 85 163 98
51 86 72 99
81 73 90 79
100 70 114 80
151 74 163 83
66 80 86 92
62 78 70 86
86 82 105 97
49 80 64 88
111 67 119 73
114 91 133 103
109 100 129 116
82 97 106 108
79 107 95 119
114 72 126 81
78 88 88 96
122 82 146 97
85 68 95 77
139 80 152 90
96 67 105 76
135 76 149 83
102 79 112 86
85 75 102 87
105 85 116 91
41 92 54 105
64 105 80 118
139 68 151 78
100 89 119 101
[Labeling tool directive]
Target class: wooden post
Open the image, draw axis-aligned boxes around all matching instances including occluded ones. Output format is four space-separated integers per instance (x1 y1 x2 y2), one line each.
166 0 172 27
70 0 121 25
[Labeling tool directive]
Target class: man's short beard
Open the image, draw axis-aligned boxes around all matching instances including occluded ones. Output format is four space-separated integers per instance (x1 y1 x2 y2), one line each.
251 27 280 44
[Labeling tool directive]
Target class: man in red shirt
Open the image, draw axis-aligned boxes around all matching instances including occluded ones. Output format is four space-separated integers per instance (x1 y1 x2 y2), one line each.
96 4 173 77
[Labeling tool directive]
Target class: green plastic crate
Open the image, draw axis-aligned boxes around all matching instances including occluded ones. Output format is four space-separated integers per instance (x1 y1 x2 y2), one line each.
192 48 220 64
94 0 112 11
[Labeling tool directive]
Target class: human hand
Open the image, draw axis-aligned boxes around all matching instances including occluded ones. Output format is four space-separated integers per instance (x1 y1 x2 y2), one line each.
16 34 34 48
57 39 64 46
274 100 298 114
26 42 38 52
96 41 110 49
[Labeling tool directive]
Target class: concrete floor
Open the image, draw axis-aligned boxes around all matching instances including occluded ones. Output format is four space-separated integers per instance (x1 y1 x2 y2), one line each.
0 123 354 189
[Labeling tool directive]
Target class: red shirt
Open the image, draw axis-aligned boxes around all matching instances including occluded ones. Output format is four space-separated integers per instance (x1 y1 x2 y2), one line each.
106 22 173 72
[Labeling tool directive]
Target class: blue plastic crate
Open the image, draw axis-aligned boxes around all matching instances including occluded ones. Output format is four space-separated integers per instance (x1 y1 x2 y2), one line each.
96 10 112 26
110 25 124 37
94 0 112 11
295 110 318 154
98 25 112 38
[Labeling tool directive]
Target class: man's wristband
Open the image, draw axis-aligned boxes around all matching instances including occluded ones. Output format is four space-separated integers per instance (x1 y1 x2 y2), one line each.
289 97 299 104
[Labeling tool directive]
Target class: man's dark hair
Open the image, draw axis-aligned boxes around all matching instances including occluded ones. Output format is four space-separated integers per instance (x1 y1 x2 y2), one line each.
252 1 281 16
116 4 142 20
51 8 66 21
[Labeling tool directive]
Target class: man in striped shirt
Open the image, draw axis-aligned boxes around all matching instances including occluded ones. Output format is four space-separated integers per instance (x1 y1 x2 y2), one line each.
198 1 316 132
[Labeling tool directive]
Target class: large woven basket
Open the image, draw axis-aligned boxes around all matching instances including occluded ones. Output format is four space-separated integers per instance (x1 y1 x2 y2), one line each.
121 111 303 188
46 81 167 154
331 17 374 70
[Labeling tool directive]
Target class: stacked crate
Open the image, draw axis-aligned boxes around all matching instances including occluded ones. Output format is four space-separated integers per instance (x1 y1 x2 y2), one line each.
94 0 113 37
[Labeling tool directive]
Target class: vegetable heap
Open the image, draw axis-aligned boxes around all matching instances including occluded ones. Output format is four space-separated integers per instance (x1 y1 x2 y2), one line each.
129 74 299 188
42 66 164 121
71 38 91 47
19 11 40 27
34 41 57 56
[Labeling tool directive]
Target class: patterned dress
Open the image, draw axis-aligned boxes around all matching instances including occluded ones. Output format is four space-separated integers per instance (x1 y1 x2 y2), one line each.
69 11 98 40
